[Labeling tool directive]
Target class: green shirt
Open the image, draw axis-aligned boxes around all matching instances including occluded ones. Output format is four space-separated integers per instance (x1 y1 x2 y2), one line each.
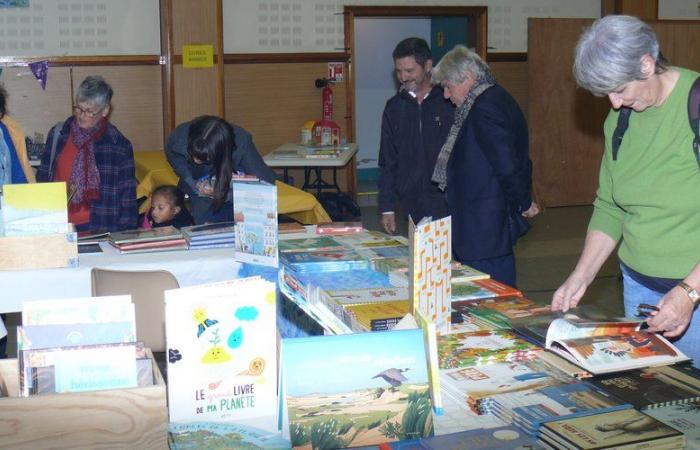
589 67 700 278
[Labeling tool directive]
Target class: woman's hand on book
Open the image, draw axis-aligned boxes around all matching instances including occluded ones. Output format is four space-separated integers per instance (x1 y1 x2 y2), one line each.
646 288 693 338
551 273 590 312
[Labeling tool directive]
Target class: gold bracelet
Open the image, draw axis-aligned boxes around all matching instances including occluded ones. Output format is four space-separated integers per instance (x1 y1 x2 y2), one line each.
677 281 700 306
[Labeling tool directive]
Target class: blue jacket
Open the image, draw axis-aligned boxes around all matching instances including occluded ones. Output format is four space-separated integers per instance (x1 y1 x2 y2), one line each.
36 117 138 232
447 84 533 262
378 86 454 221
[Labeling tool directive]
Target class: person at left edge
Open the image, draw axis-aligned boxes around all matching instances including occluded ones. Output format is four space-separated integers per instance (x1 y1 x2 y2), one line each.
165 115 276 224
36 75 137 232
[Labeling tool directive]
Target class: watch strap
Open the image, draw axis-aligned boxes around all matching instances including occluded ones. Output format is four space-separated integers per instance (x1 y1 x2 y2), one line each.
677 281 700 306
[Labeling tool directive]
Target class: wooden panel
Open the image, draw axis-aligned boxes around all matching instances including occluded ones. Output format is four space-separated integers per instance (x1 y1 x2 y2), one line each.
2 66 72 142
72 66 164 152
171 0 220 52
529 18 700 207
0 352 167 450
224 63 351 193
618 0 658 19
490 61 529 119
174 65 219 124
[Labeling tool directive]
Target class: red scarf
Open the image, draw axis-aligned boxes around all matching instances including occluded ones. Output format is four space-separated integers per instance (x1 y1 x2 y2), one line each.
68 117 107 212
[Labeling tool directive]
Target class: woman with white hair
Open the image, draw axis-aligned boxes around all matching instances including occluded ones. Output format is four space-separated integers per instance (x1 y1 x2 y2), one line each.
36 75 137 232
431 45 539 287
551 15 700 365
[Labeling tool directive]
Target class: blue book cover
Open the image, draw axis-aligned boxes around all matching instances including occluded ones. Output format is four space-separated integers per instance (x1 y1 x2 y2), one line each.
233 180 278 267
510 381 631 430
420 425 540 449
280 329 433 449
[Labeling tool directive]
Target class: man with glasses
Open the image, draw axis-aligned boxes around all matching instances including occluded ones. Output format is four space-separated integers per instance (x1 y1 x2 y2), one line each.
36 75 137 232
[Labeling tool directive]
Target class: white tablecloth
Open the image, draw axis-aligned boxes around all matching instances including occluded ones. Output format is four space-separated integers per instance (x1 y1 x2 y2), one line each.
0 245 242 314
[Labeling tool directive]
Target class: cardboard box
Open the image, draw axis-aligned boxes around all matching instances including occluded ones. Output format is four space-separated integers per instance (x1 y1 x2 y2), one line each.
0 350 167 449
0 231 78 270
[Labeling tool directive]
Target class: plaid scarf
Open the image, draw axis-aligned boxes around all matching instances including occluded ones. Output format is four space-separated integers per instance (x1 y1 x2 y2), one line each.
68 117 107 212
432 74 496 191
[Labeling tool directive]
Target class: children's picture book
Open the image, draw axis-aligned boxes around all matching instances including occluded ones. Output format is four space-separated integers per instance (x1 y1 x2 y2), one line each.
451 278 521 302
321 287 409 306
181 222 236 242
165 277 278 432
437 330 541 369
539 408 684 450
112 238 189 254
332 230 407 248
281 249 370 273
109 225 184 245
278 235 345 253
21 296 134 326
493 381 632 436
20 342 138 396
409 216 452 334
168 422 289 450
343 300 410 332
450 262 490 283
589 364 700 410
543 313 689 375
454 296 553 330
18 321 136 351
420 425 541 450
233 180 278 267
644 400 700 449
316 221 363 235
440 358 574 415
1 181 70 235
279 329 433 449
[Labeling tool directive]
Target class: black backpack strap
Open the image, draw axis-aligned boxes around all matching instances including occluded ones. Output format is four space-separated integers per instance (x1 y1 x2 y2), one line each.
612 107 632 161
688 76 700 170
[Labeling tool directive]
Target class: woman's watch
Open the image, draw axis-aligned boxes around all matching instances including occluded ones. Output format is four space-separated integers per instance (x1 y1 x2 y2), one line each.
677 281 700 306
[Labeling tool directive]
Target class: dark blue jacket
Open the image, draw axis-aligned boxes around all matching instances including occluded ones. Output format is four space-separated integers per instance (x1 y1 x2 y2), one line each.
378 86 454 221
447 84 532 262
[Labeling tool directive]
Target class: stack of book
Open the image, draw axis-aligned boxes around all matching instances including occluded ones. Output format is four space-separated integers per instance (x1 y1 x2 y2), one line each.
312 286 409 332
451 278 522 303
17 296 153 396
490 381 632 437
454 296 553 330
180 222 235 249
315 221 363 235
437 330 541 369
451 262 490 283
538 408 685 449
439 357 574 416
281 248 371 273
108 226 187 254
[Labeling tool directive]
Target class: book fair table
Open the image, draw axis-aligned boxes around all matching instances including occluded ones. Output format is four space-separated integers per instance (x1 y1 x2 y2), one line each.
134 150 331 224
263 142 358 196
0 246 243 314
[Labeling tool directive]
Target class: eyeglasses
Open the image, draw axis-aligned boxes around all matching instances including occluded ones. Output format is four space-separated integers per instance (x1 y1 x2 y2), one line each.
73 105 103 118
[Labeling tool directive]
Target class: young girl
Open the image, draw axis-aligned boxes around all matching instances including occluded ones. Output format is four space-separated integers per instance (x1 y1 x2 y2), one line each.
141 184 193 229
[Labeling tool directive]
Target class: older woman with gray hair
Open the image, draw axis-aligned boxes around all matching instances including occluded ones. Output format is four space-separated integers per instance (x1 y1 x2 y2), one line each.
36 75 137 232
431 45 538 287
551 15 700 365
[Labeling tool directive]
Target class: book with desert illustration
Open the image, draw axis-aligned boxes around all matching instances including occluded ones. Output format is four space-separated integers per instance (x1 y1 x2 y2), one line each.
278 329 433 449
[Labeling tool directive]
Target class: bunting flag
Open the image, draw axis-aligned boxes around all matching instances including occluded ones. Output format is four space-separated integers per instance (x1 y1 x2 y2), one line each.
28 60 49 90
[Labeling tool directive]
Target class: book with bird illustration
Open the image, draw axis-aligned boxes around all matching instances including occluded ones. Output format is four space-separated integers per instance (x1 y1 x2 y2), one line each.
165 277 277 431
278 328 433 449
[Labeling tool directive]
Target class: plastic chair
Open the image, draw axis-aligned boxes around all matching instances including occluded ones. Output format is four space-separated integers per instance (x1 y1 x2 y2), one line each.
90 268 180 352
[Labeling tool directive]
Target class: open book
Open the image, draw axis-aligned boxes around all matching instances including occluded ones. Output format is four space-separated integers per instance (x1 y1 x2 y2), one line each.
544 312 689 375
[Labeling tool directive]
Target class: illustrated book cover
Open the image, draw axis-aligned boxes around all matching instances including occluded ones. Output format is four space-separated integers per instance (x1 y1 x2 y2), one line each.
543 313 688 375
409 216 452 334
1 181 70 235
279 329 433 449
589 364 700 409
437 329 541 369
644 400 700 449
168 421 289 450
109 225 183 245
233 180 278 267
165 277 278 431
539 408 684 450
